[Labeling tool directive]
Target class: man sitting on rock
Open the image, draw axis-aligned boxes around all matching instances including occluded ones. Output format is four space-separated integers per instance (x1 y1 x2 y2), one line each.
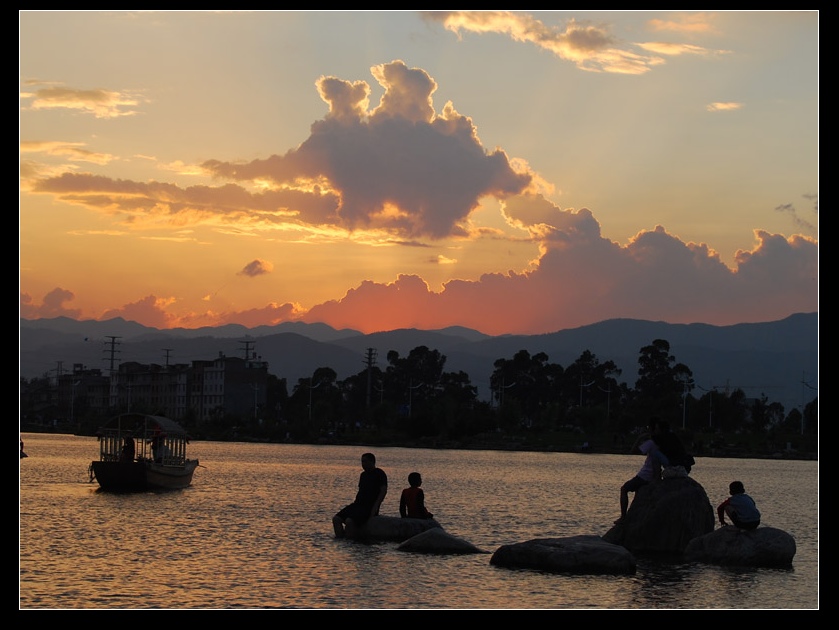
333 452 388 538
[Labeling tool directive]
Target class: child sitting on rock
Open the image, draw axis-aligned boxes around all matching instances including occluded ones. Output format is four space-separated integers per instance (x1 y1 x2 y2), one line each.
399 471 434 519
717 480 761 530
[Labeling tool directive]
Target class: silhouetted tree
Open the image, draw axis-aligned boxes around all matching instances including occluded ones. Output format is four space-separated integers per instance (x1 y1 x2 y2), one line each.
563 350 623 433
490 349 563 430
385 346 446 433
631 339 694 424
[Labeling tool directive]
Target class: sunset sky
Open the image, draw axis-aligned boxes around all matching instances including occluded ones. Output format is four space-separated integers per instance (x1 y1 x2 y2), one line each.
19 11 818 336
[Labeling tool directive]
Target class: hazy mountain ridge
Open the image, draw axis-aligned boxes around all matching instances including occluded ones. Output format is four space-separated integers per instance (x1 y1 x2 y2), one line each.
20 313 818 412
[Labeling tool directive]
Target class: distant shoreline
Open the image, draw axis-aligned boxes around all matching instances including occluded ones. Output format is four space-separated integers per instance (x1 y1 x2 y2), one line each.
302 437 819 462
21 427 816 462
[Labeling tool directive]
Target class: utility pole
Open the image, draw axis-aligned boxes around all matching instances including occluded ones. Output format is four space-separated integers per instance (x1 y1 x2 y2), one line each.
252 383 259 420
499 377 516 409
52 361 65 384
308 378 322 424
598 383 613 423
697 385 715 428
579 375 594 407
800 371 817 435
104 336 121 376
364 348 377 409
240 339 255 361
408 378 422 418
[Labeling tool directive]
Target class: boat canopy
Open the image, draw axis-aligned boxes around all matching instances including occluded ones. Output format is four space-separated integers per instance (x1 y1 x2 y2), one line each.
97 413 191 437
95 413 191 465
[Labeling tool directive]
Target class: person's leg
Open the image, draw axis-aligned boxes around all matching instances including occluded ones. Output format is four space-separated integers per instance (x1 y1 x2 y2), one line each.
344 518 359 539
332 514 345 538
617 479 631 523
617 477 647 523
724 505 737 525
730 514 759 530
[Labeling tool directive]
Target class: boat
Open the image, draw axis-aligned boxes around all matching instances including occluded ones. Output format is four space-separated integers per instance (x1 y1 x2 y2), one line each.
89 413 199 492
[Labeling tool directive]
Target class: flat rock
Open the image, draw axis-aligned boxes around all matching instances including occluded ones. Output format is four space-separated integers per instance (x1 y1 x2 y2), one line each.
357 515 443 542
490 535 636 575
684 525 796 568
397 527 489 554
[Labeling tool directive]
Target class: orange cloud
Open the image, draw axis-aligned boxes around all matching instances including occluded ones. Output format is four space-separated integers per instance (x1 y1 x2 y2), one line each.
20 288 82 319
238 259 274 277
294 218 817 336
21 84 144 118
423 11 664 75
203 60 531 239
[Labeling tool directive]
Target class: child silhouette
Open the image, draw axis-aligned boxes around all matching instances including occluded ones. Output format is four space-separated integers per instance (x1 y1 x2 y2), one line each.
399 471 433 519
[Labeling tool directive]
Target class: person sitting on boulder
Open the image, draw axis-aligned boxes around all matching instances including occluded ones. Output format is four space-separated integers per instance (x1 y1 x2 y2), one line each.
399 471 433 519
615 422 664 524
332 452 388 538
717 480 761 530
652 419 693 477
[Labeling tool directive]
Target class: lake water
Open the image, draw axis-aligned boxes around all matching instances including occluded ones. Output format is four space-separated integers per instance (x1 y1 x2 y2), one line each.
19 433 818 610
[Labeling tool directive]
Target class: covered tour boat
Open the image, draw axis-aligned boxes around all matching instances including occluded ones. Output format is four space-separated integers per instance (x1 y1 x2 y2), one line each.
89 413 199 492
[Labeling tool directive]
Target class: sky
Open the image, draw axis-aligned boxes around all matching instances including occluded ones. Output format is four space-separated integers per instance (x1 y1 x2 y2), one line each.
19 10 818 336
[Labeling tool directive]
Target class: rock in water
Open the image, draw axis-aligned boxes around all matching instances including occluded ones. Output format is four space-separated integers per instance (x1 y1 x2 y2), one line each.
355 515 443 542
397 528 489 554
602 477 714 555
684 526 796 568
490 535 636 575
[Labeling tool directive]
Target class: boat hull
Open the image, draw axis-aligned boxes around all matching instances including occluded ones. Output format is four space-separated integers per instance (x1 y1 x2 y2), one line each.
92 459 198 492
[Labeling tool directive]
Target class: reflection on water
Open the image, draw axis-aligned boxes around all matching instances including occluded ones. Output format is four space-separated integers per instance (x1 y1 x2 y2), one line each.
20 434 818 609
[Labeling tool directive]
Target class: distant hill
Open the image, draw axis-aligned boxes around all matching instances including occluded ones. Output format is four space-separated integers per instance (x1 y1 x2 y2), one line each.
19 313 818 413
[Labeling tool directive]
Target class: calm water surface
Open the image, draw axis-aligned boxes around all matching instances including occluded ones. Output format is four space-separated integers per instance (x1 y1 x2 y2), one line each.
19 433 818 609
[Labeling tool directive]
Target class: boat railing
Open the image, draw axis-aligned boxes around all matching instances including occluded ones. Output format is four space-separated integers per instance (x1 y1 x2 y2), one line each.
97 427 190 466
154 435 189 466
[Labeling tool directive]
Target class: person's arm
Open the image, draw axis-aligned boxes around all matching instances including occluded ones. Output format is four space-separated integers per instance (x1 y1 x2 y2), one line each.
371 483 387 518
399 491 408 518
417 489 432 518
630 432 651 454
717 499 729 525
416 489 426 513
652 449 669 467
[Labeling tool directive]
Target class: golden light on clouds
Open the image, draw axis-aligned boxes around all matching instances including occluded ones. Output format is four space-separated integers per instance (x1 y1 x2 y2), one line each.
20 140 116 165
706 102 744 112
424 10 675 74
19 11 817 335
648 12 719 35
21 85 145 118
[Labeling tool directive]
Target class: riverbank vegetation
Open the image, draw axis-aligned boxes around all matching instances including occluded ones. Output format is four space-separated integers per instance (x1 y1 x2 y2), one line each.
21 338 817 460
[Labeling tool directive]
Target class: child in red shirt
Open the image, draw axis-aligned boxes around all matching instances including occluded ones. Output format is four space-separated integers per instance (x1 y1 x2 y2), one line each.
399 471 434 519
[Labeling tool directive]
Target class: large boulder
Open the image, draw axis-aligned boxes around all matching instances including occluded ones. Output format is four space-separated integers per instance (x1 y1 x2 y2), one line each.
602 477 714 555
397 528 489 554
356 515 443 542
490 535 636 575
684 526 796 568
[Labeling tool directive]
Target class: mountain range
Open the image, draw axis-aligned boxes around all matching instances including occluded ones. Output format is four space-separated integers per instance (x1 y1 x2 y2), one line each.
19 313 818 413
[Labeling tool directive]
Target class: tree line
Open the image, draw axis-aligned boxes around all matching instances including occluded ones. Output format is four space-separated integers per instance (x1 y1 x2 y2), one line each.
20 338 818 452
198 338 818 449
